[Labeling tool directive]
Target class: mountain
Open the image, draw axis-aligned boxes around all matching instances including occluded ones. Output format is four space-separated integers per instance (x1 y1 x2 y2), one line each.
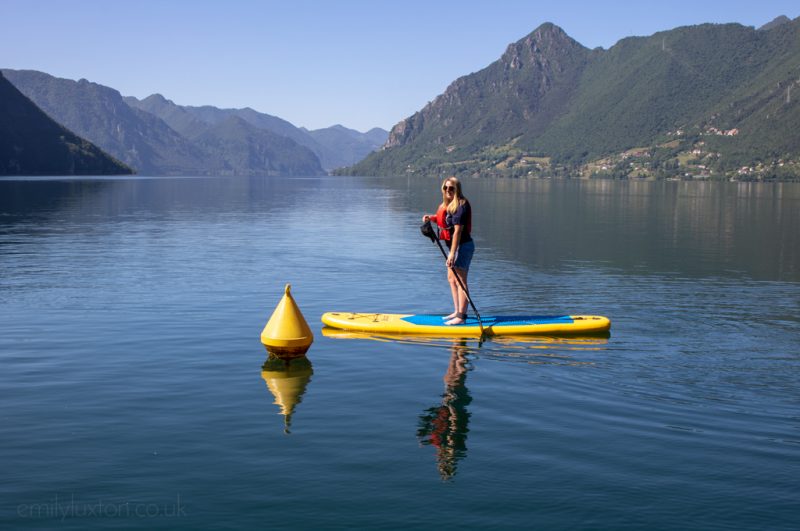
121 93 211 141
2 69 211 175
121 93 324 175
346 18 800 181
193 116 325 176
363 127 391 146
125 94 387 170
0 71 131 176
4 70 325 176
759 15 791 31
305 124 389 167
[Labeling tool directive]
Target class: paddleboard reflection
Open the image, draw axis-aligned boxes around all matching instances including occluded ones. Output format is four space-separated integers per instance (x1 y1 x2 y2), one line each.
320 327 609 366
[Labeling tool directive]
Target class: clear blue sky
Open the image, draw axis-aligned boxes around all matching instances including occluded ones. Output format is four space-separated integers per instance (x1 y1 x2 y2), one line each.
2 0 798 132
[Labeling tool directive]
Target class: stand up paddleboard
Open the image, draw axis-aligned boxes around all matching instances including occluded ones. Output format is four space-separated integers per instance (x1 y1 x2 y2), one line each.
321 312 611 336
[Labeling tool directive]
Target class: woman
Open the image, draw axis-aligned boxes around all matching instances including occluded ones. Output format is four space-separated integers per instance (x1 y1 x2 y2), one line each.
422 176 475 325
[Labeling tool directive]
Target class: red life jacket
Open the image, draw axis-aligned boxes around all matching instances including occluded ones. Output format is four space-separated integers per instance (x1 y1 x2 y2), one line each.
432 204 451 241
433 202 473 242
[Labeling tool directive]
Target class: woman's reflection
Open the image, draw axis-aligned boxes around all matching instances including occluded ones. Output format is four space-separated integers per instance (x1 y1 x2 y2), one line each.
417 341 473 481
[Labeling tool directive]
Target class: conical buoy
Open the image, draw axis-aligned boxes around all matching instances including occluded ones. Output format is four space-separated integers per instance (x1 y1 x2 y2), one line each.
261 356 313 434
260 284 314 359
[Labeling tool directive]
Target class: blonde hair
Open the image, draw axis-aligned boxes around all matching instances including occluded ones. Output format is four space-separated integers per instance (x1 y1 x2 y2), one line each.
440 176 467 214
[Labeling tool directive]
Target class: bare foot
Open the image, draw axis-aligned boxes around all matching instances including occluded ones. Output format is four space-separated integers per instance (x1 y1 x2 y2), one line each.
445 317 465 325
442 313 458 320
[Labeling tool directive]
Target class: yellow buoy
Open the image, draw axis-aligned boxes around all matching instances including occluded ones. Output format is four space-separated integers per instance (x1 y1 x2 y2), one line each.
261 356 313 433
260 283 314 359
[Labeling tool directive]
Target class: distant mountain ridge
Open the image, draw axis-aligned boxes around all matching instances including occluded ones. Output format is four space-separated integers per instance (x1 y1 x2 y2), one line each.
3 69 388 176
124 93 387 170
758 15 791 31
193 115 325 176
0 71 131 176
305 124 392 168
347 16 800 181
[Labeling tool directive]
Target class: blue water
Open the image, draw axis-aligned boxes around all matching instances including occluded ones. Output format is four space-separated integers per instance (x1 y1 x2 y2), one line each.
1 176 798 529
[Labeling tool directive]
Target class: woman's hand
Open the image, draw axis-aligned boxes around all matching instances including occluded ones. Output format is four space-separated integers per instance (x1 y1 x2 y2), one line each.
446 252 454 267
422 215 431 222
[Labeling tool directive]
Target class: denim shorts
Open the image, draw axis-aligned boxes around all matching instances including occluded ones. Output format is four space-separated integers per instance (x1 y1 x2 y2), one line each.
453 240 475 271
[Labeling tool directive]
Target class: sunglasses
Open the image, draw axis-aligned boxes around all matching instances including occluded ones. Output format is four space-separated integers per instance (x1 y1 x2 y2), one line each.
442 185 456 191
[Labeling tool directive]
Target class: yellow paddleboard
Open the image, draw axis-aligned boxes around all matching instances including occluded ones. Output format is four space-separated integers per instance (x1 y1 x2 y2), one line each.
321 312 611 336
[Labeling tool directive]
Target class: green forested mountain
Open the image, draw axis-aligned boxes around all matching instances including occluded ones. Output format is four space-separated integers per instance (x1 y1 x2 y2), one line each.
346 17 800 180
0 71 131 176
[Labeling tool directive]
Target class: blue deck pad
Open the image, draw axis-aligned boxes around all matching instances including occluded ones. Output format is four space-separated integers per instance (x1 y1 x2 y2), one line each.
401 315 575 327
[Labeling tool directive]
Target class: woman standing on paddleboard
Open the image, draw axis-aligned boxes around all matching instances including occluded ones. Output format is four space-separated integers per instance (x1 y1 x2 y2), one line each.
422 176 475 325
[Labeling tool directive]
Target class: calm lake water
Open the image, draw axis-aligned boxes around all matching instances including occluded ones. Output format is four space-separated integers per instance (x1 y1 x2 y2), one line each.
1 175 798 530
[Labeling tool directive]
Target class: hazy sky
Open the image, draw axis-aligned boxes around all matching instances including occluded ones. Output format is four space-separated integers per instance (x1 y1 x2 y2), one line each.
2 0 798 132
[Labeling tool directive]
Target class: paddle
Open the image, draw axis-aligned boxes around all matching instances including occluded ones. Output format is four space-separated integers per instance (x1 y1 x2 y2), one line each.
420 220 485 336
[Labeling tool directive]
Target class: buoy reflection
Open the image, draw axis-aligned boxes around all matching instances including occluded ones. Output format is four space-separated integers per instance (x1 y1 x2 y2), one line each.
261 355 313 434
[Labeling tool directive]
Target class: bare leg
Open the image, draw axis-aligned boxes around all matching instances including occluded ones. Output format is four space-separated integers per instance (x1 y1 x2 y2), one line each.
456 268 469 315
444 268 459 319
445 268 469 325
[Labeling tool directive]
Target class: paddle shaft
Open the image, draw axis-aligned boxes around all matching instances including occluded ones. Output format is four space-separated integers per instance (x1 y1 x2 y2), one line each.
432 233 485 335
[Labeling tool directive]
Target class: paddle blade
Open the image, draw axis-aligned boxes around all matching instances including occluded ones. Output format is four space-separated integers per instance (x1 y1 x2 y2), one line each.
420 220 438 243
